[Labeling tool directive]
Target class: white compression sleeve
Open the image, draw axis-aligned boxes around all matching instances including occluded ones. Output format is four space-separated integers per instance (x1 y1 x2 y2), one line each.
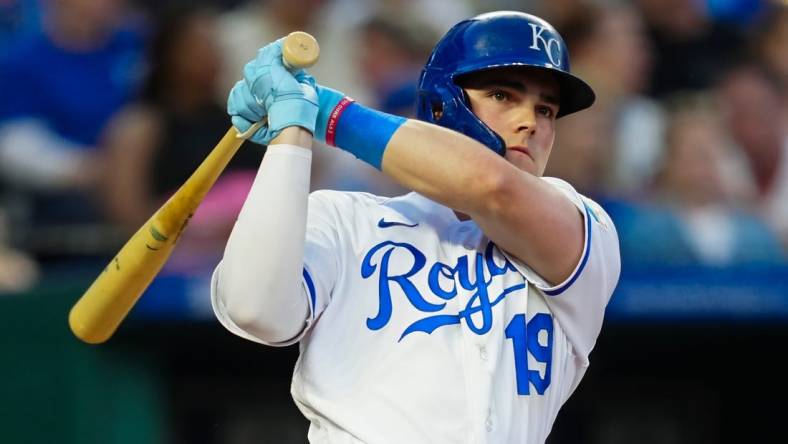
214 144 312 344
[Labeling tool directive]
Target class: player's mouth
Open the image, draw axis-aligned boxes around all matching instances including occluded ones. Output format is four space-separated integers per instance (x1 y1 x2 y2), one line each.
508 145 532 160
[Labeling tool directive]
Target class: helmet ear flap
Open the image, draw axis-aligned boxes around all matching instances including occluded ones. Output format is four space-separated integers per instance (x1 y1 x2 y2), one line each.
431 100 444 121
417 90 444 123
417 75 507 156
450 84 508 157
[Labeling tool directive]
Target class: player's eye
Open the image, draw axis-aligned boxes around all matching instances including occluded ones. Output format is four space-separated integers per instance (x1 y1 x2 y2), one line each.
536 105 555 118
487 89 510 102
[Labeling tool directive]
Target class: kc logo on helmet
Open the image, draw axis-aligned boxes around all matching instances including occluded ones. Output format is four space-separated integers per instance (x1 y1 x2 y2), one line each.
528 24 562 68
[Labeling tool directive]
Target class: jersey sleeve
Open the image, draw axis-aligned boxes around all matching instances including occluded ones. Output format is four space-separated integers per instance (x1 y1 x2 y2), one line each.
300 190 344 324
505 177 621 361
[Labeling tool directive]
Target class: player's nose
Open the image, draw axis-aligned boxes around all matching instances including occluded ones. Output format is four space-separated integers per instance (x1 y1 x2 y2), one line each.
513 103 536 135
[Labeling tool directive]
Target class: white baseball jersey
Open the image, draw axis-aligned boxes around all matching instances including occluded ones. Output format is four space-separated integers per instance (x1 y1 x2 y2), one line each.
212 177 620 444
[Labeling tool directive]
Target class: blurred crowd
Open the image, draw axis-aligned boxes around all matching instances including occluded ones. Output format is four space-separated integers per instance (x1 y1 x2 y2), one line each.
0 0 786 294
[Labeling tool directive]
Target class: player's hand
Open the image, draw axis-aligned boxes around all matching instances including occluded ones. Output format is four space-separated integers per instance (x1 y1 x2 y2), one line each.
227 38 319 145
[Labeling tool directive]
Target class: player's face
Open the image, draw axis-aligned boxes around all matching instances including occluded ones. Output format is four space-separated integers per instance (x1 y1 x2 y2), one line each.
461 67 559 176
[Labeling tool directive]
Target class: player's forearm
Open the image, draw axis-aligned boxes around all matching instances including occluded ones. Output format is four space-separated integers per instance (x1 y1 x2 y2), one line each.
217 142 312 343
381 119 514 215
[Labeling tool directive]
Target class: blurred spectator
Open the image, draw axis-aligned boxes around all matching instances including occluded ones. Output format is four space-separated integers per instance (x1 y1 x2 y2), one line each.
325 0 475 34
547 105 614 198
519 0 597 27
716 61 788 248
636 0 747 98
615 93 784 266
102 6 263 274
547 3 665 197
705 0 766 25
0 0 146 259
753 6 788 90
0 0 41 51
0 206 39 293
215 0 371 103
356 13 438 116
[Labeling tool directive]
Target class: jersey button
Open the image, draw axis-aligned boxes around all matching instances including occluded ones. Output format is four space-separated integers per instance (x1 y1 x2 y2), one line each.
479 346 488 360
485 418 493 432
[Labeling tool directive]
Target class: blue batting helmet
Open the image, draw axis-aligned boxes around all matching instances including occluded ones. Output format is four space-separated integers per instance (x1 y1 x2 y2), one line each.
416 11 595 155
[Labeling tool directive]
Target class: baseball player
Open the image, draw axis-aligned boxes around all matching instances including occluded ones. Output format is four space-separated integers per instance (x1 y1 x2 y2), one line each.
213 11 621 444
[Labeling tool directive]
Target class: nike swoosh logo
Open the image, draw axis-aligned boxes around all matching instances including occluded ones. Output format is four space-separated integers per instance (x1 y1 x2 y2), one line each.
378 218 419 228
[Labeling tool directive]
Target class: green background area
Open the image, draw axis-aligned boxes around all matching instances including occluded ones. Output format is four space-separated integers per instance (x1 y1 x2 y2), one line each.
0 279 164 444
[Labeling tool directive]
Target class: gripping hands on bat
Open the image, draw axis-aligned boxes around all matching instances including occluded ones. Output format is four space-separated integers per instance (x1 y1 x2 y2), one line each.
228 38 319 143
228 40 406 170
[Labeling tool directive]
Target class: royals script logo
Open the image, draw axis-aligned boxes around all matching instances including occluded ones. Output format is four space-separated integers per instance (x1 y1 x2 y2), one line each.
361 242 526 341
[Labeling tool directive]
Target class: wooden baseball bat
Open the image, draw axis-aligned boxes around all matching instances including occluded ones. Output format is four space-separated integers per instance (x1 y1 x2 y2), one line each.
69 31 320 344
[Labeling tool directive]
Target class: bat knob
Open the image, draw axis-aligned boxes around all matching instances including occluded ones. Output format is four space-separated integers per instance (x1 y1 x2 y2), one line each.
282 31 320 69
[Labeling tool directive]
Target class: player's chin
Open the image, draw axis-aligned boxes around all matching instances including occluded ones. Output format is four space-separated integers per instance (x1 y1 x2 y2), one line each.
505 150 539 175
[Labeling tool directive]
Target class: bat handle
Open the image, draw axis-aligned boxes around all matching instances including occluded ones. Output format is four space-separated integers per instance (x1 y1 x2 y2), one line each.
236 121 264 140
282 31 320 69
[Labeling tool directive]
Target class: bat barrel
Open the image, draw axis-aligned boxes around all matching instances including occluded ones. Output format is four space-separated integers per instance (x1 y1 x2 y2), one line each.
69 128 245 344
69 218 174 343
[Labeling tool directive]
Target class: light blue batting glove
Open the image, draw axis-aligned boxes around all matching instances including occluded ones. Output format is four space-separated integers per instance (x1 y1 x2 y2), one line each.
227 38 319 145
227 80 265 138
